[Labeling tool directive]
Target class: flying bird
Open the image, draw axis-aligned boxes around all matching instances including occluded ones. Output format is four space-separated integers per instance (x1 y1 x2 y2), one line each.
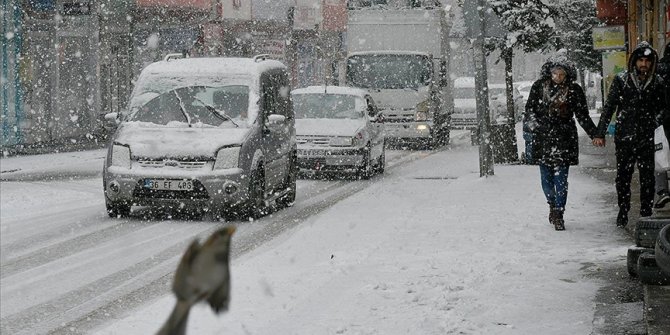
157 225 236 335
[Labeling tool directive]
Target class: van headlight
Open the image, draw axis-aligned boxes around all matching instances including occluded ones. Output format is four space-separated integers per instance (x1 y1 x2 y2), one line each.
330 137 353 147
111 144 131 169
214 146 240 170
415 101 429 121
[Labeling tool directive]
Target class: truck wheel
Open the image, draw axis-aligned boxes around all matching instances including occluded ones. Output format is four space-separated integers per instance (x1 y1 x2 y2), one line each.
106 198 131 218
638 252 670 285
635 217 670 248
627 246 654 277
655 224 670 276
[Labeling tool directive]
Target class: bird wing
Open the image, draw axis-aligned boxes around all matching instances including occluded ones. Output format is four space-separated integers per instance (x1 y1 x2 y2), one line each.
172 240 201 300
206 279 231 314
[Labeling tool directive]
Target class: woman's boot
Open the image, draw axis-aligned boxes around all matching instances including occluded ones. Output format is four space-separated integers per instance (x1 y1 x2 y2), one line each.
553 209 565 231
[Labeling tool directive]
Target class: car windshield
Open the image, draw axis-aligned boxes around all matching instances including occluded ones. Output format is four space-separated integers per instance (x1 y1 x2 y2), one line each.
128 85 250 127
346 54 432 89
293 93 364 119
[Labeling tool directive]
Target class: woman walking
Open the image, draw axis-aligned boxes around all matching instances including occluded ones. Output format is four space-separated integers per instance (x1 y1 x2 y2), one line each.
524 53 599 230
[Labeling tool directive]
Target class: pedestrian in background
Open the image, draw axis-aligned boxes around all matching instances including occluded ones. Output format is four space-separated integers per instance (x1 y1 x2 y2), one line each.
524 52 599 231
593 41 668 227
653 41 670 209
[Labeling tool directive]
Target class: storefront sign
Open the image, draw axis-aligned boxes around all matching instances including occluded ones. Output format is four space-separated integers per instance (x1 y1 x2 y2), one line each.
293 0 322 30
592 25 626 50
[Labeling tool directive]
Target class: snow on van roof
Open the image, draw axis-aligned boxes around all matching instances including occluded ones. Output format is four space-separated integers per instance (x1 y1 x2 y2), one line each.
291 86 369 97
142 57 286 76
347 50 432 58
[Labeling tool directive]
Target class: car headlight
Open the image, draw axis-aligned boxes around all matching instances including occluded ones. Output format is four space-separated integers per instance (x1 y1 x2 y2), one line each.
214 146 240 170
329 137 353 147
111 144 131 169
415 100 429 121
352 131 365 147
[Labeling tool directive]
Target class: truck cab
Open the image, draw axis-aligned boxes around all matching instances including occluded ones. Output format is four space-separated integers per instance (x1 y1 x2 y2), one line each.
345 7 452 148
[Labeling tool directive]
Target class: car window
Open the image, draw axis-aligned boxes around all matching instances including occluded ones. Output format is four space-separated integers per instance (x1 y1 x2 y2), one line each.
129 85 250 127
293 94 365 119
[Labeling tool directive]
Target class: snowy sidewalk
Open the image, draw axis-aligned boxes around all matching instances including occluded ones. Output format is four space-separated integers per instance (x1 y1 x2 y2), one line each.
93 132 631 335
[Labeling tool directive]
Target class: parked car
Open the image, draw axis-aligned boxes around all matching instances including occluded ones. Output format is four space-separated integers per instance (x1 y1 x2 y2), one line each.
451 77 523 128
291 86 385 179
103 54 297 219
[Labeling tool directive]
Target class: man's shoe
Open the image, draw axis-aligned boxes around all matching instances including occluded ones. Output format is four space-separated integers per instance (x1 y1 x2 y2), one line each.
616 211 628 228
654 193 670 208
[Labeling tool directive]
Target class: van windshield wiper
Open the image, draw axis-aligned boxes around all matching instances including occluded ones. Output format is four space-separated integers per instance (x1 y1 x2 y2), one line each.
173 91 192 127
192 96 240 128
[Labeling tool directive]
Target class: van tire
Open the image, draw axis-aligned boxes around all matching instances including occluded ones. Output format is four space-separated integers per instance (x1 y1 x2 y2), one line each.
242 168 267 220
277 155 297 207
635 217 670 248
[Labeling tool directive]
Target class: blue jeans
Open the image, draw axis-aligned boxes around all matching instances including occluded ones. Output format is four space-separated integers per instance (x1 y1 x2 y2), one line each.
540 163 569 211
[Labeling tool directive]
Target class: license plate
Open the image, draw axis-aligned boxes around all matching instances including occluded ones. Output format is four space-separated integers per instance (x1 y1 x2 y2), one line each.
144 179 193 191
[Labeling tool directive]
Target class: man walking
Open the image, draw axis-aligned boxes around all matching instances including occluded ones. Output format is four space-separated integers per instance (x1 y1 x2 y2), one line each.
593 41 668 227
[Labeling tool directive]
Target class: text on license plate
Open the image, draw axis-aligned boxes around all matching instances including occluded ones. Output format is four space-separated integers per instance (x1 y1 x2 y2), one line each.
144 179 193 191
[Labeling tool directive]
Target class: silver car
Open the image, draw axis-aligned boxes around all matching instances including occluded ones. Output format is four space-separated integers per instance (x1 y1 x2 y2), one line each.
292 86 385 179
103 55 296 219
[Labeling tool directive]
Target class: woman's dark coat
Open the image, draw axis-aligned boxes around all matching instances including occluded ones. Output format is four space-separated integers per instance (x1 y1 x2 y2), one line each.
524 57 598 166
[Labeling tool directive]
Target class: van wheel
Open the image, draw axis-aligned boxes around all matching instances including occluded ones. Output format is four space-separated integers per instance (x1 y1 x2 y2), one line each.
277 156 297 207
106 198 131 218
243 168 267 219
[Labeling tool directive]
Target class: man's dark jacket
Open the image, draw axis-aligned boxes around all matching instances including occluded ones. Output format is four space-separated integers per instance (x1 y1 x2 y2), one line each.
596 41 667 146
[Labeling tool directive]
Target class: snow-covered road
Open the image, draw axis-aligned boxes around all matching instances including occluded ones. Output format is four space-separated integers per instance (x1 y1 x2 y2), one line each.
1 129 636 334
0 145 428 334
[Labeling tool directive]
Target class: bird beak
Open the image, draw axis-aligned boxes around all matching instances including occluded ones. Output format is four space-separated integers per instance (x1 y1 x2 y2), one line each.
226 225 236 236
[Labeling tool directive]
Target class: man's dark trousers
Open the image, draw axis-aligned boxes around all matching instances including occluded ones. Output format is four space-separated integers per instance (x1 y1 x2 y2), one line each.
615 140 655 215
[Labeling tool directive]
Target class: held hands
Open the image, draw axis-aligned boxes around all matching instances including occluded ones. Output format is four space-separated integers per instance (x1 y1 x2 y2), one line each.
592 137 606 147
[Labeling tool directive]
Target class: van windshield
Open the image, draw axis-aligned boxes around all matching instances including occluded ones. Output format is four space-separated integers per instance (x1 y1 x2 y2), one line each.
129 85 250 128
293 94 364 119
346 54 432 89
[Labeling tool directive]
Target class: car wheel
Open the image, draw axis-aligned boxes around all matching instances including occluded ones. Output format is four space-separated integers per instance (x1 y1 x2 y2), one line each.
277 155 297 208
242 168 267 220
635 217 670 248
106 198 131 218
627 246 653 277
638 252 670 285
358 144 373 180
376 144 386 174
655 224 670 276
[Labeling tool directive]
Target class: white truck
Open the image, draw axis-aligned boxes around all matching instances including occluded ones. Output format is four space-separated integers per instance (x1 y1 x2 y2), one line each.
345 6 452 148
